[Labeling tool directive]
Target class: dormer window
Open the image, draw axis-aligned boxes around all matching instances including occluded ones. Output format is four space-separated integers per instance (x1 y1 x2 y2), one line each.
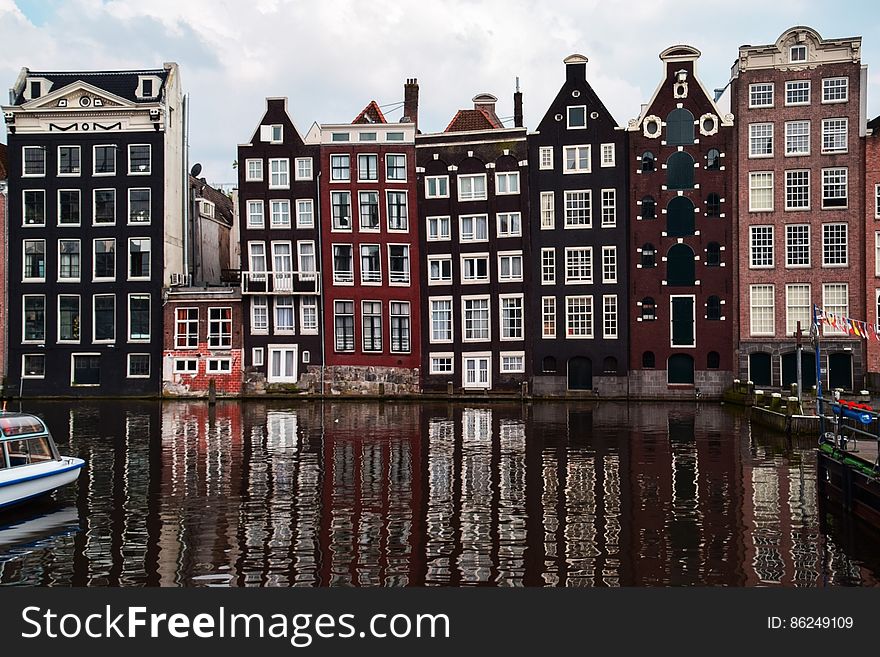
30 80 41 99
136 76 160 99
25 77 51 101
200 200 215 219
567 106 587 129
142 79 153 98
790 45 807 63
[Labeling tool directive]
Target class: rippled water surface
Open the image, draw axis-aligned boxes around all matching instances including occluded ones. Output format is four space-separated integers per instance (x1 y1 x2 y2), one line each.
1 401 878 586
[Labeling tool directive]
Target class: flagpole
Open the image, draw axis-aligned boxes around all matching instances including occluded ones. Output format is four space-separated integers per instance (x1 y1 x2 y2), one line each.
814 303 824 436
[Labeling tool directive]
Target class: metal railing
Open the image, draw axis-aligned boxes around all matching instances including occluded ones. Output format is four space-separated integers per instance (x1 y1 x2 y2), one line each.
241 270 321 295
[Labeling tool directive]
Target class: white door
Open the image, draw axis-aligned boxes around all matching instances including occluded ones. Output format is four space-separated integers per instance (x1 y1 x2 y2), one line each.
463 355 491 389
268 345 298 383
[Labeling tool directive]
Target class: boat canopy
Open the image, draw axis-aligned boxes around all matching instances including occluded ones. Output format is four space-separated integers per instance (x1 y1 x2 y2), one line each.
0 414 48 439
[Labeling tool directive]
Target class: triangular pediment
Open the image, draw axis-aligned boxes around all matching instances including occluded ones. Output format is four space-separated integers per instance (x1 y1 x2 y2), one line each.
21 80 139 111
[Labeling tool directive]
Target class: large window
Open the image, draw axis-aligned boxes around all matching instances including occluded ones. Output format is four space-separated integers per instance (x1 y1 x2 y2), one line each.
540 191 555 229
823 283 849 336
601 189 616 227
565 247 592 284
427 216 451 241
175 307 198 348
245 158 263 182
497 212 521 237
247 200 264 228
389 245 410 284
91 295 115 343
541 248 555 285
269 158 289 188
785 80 810 106
564 190 591 227
460 214 489 241
750 285 775 336
785 120 810 156
58 190 80 225
749 226 774 268
358 191 380 230
128 295 151 341
251 297 268 332
390 302 410 353
822 168 848 208
749 172 773 211
93 238 116 280
749 83 774 107
563 145 590 174
822 223 848 266
58 295 81 342
23 296 45 342
23 239 45 282
128 144 151 174
58 239 80 281
495 172 519 195
331 191 351 229
23 190 45 226
822 77 848 103
208 308 232 349
23 146 46 176
128 238 150 279
333 244 353 283
274 297 294 333
386 191 408 230
295 157 313 181
565 296 593 339
458 174 487 201
542 297 556 338
58 146 81 175
749 123 773 157
301 297 318 334
334 301 355 351
785 284 811 336
785 224 810 267
601 246 617 283
785 170 810 210
500 295 523 340
360 244 381 284
463 297 490 341
270 200 290 228
425 176 449 198
128 188 151 223
330 154 350 182
361 301 382 352
428 256 452 285
822 118 848 154
386 154 406 181
430 298 453 343
498 252 523 282
357 154 377 181
461 254 489 283
603 295 618 339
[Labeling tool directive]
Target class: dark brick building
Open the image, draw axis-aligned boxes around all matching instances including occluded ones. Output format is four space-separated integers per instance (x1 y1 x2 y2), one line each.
731 27 866 391
866 115 880 386
528 54 628 397
627 46 735 398
237 97 322 389
417 91 529 392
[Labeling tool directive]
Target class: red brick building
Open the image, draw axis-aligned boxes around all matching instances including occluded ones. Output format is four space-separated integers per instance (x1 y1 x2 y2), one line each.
314 85 422 394
162 287 244 396
628 45 736 398
866 116 880 386
731 27 866 392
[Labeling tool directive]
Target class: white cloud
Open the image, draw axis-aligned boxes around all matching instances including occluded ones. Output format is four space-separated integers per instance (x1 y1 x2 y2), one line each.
1 0 875 184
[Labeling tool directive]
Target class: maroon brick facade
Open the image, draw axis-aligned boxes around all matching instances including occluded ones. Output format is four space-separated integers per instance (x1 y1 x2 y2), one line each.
731 27 866 391
628 46 735 398
162 288 244 396
866 117 880 383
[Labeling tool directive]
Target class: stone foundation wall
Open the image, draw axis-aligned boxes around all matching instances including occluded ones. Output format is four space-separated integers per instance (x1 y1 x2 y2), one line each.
628 369 733 399
298 365 421 396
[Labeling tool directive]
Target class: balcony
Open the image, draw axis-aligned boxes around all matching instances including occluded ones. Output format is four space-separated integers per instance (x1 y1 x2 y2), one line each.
241 270 321 295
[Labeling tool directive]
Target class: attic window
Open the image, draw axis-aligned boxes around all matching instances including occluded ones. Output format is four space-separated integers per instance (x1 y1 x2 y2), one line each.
567 106 587 129
359 132 377 141
200 200 215 218
143 79 153 98
271 125 283 142
790 45 807 63
30 80 41 99
386 132 405 141
331 132 349 142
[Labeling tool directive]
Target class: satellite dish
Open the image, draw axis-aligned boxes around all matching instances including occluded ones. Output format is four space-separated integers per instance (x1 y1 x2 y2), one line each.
190 163 202 177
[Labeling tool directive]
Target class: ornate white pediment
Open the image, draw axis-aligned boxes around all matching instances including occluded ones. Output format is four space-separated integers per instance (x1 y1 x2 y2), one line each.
20 80 139 112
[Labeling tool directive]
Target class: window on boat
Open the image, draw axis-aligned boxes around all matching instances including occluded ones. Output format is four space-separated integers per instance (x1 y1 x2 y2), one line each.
3 436 55 467
0 415 45 437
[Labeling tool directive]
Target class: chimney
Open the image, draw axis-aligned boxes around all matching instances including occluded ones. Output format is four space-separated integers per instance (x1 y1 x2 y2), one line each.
513 77 523 128
472 92 501 126
564 53 588 84
403 78 419 131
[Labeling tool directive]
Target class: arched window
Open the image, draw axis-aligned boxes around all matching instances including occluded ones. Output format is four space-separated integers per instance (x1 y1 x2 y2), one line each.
667 151 695 189
707 148 721 170
641 151 655 172
641 297 657 321
706 193 721 217
641 196 656 220
667 196 695 236
642 351 656 368
667 244 695 286
602 356 618 374
706 295 722 320
706 242 721 266
640 244 656 268
666 108 695 145
542 356 557 373
707 351 721 369
668 354 695 384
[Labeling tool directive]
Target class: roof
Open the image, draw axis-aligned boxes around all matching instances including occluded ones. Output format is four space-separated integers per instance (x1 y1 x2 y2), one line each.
190 175 234 227
868 116 880 133
444 108 503 132
13 69 169 105
0 143 7 180
352 100 387 124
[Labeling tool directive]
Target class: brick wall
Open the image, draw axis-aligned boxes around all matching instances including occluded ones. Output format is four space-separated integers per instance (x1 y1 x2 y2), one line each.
162 347 244 396
866 132 880 377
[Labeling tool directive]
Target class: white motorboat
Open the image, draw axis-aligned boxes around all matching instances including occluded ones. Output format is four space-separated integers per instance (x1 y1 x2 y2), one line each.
0 413 85 510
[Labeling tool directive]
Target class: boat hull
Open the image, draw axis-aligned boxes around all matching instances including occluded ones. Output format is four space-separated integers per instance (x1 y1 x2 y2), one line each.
0 458 85 510
818 450 880 527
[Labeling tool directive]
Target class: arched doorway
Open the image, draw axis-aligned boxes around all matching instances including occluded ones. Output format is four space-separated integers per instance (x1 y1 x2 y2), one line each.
828 353 853 391
666 196 695 237
568 357 593 390
749 352 772 387
666 244 695 286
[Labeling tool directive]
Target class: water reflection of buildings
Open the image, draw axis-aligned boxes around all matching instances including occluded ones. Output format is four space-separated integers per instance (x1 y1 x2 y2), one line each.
2 401 879 586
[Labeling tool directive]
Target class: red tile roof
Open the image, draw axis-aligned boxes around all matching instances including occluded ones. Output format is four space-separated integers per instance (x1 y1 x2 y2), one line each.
444 108 503 132
352 101 388 125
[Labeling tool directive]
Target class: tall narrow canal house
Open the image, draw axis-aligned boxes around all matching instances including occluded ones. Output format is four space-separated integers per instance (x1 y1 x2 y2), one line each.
628 46 736 398
2 65 185 396
416 90 530 392
313 82 422 393
528 55 628 396
732 27 867 392
237 98 322 390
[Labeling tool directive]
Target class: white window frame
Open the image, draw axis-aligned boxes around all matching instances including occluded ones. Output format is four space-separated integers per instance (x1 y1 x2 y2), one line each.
462 295 491 343
603 294 618 339
268 158 290 189
22 238 46 283
427 215 451 241
539 146 553 170
495 171 520 195
429 352 455 375
173 358 199 375
57 294 81 344
749 284 775 336
601 246 617 284
461 253 490 284
542 297 556 339
92 144 115 177
462 352 492 389
267 345 299 383
251 296 268 333
749 225 774 269
785 80 810 106
821 117 848 154
57 238 81 283
567 105 587 129
500 351 526 373
127 237 151 281
459 214 489 242
92 237 116 282
564 246 593 284
499 294 524 341
128 293 151 342
269 199 291 228
822 283 849 337
429 296 454 344
127 354 151 379
127 187 151 225
58 189 81 227
21 354 46 379
822 77 848 103
784 169 810 211
252 347 265 367
294 157 313 181
785 283 811 336
496 211 522 238
246 199 264 228
600 143 615 167
128 144 152 175
385 153 407 182
749 82 774 108
541 248 555 285
822 223 848 267
497 251 523 283
749 171 774 212
563 145 591 174
540 191 555 230
748 123 774 158
784 120 810 156
22 145 46 177
300 297 319 335
785 224 811 268
564 295 594 339
22 189 46 227
563 189 592 228
425 175 449 199
427 255 453 286
821 167 848 209
600 189 616 227
57 145 81 177
295 198 314 228
457 173 488 201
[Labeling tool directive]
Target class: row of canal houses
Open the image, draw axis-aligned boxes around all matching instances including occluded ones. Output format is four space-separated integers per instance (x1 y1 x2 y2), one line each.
0 26 873 398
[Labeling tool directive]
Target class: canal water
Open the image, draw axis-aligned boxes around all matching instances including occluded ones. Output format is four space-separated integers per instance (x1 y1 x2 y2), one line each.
1 400 879 587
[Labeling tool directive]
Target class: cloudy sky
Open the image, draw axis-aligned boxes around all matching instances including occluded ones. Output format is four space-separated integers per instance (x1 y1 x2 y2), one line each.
2 0 878 185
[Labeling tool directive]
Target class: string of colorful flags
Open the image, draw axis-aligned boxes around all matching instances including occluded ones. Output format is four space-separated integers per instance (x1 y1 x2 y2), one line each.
815 307 880 341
